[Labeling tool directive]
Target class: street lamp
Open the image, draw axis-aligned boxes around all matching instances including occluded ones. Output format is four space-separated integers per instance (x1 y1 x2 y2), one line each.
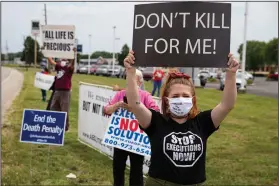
240 2 248 91
112 26 120 76
88 34 91 74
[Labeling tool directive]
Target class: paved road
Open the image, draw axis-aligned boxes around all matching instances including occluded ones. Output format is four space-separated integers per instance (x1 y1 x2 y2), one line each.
206 77 278 99
1 67 24 123
1 67 11 83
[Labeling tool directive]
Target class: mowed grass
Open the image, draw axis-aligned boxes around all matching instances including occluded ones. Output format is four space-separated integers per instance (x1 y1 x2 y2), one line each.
2 67 278 185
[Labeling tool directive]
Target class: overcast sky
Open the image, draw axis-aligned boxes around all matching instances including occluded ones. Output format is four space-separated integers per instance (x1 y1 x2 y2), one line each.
1 1 278 58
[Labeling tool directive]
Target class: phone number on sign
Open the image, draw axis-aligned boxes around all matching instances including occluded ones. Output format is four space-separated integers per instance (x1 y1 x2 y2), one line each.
104 138 151 156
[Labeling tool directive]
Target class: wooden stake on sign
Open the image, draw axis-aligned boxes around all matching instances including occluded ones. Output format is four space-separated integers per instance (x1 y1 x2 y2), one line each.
47 145 51 176
34 34 37 68
29 144 33 184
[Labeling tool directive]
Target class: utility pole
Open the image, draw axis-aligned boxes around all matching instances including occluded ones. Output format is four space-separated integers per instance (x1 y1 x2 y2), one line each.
44 4 47 25
112 26 116 76
88 34 91 74
5 40 9 63
112 26 120 76
240 2 248 91
43 3 48 69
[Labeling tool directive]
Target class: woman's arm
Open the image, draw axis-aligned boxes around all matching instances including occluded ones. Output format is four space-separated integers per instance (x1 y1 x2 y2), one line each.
68 59 75 70
105 102 122 115
104 91 131 115
47 57 56 65
211 54 239 127
125 51 152 129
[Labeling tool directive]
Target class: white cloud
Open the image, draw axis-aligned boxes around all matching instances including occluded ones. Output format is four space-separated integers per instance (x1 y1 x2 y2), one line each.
1 1 278 58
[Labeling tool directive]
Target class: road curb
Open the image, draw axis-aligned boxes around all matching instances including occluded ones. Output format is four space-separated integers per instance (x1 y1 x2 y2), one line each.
1 68 24 125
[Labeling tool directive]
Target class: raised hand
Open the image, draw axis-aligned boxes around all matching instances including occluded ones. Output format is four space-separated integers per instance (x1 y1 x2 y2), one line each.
124 50 135 70
227 53 240 73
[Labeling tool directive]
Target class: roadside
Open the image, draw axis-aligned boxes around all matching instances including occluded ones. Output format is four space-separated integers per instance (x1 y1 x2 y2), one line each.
1 67 24 124
205 77 278 99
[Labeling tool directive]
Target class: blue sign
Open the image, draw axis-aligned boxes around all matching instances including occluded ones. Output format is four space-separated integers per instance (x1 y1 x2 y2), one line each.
77 44 83 53
20 109 67 146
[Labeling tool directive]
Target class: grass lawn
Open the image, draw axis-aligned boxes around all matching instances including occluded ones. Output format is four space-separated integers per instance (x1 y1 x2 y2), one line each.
2 67 278 185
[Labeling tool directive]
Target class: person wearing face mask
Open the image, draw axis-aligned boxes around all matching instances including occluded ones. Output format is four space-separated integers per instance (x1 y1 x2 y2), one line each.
124 50 239 186
46 48 76 132
104 69 159 186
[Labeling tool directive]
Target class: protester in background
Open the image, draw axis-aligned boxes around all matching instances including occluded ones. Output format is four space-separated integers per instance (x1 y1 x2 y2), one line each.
162 68 179 85
124 50 239 185
112 70 145 91
104 69 159 186
40 67 49 102
151 67 164 97
46 48 76 132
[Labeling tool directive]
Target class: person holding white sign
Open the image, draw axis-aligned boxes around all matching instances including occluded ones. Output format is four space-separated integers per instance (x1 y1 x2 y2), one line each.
46 48 76 132
104 69 159 186
124 50 239 185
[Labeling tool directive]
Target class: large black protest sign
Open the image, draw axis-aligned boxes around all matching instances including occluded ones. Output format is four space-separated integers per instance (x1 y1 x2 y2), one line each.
132 2 231 67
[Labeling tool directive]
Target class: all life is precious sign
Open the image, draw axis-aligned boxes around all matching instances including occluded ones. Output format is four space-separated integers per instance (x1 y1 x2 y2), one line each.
132 2 231 68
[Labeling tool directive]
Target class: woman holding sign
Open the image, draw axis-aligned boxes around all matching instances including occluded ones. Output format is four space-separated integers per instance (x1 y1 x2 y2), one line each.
47 48 76 132
124 50 239 185
104 69 159 186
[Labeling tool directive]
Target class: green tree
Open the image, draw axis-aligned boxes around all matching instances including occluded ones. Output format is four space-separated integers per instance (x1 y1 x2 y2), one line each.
80 54 89 59
237 40 266 73
264 38 278 65
91 51 113 58
77 53 81 64
20 36 43 66
117 44 130 66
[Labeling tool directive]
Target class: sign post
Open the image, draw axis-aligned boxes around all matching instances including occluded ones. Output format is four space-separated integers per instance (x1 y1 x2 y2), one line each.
34 34 37 68
132 2 231 68
31 20 40 67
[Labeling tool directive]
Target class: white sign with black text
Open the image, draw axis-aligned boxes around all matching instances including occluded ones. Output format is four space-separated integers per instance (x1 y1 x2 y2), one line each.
34 72 55 90
41 25 76 59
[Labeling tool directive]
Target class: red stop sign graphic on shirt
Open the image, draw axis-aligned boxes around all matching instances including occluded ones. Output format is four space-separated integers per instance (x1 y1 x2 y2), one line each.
163 131 204 167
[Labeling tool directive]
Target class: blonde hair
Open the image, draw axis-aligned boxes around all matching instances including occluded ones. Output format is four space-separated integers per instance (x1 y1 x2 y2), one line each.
136 69 143 83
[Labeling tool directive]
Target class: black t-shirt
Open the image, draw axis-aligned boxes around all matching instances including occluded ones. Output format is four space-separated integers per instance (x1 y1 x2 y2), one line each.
141 109 219 185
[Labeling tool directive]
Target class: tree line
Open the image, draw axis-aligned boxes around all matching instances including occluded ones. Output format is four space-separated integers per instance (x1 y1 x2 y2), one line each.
237 38 278 73
1 36 130 66
2 35 277 71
